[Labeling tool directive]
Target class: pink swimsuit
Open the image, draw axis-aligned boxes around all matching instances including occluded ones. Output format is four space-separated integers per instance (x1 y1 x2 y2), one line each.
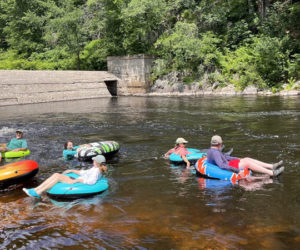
167 147 191 157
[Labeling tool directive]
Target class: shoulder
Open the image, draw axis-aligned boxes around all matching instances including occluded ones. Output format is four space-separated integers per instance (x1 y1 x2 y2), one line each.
167 148 175 153
207 148 220 156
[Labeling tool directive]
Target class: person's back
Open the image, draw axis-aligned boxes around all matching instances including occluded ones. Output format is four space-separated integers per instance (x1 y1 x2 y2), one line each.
207 146 239 173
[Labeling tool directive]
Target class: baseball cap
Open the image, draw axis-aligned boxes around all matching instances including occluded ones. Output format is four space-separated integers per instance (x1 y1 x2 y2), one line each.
16 129 23 133
211 135 222 145
176 137 188 144
92 155 106 164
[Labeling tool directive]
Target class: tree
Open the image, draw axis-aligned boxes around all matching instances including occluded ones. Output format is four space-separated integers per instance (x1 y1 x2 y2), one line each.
45 1 88 69
1 0 52 56
155 21 221 75
120 0 168 54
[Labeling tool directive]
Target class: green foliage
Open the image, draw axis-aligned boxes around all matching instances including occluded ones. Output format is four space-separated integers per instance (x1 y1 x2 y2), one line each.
120 0 168 54
1 0 53 56
287 54 300 80
225 20 253 49
0 0 298 90
44 1 88 69
220 35 293 89
154 22 221 78
151 59 171 80
0 49 74 70
220 46 264 89
80 39 108 70
252 36 288 86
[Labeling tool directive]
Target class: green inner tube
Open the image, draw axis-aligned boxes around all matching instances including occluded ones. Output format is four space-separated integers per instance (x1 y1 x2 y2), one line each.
1 150 31 158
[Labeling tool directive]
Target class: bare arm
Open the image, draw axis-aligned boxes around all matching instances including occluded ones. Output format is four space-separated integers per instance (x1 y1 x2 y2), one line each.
11 147 27 152
164 152 170 158
63 169 81 175
182 155 191 168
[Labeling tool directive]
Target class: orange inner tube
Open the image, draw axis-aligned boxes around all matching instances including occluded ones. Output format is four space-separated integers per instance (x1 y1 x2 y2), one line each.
0 160 39 182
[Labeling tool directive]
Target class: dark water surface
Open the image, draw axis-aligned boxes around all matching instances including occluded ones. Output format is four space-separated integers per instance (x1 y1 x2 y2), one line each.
0 96 299 249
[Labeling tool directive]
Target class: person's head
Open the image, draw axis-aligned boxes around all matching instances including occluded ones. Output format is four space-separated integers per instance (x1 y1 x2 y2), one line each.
16 130 23 139
92 155 107 173
64 141 74 150
211 135 222 148
175 137 188 147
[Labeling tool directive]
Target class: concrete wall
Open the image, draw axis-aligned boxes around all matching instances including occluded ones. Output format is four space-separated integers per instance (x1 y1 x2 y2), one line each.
0 55 155 106
107 54 154 94
0 70 122 106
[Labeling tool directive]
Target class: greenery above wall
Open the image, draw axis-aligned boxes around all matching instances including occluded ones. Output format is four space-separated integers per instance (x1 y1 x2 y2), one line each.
0 0 299 90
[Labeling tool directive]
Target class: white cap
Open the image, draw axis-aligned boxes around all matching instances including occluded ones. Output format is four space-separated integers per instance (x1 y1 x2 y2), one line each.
92 155 106 164
176 137 188 144
211 135 222 145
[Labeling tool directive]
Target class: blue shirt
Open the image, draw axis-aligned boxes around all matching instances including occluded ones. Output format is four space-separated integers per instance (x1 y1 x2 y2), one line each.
7 138 28 150
63 146 79 160
207 148 240 173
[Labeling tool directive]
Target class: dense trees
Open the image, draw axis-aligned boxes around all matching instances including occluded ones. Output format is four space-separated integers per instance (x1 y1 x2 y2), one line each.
0 0 299 89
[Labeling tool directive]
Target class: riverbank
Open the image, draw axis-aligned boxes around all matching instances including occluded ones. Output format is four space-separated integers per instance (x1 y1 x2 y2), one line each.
142 74 300 97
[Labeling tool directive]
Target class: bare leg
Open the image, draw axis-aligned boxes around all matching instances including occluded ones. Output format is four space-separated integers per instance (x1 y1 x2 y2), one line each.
239 158 274 176
243 157 274 169
34 173 77 195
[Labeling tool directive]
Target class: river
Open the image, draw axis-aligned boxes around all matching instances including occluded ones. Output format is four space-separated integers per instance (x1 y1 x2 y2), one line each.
0 96 299 249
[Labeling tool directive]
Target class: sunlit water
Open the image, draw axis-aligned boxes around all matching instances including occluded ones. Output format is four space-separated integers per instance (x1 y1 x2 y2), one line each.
0 96 299 249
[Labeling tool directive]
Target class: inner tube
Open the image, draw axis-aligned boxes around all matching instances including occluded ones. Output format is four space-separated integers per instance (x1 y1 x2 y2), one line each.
76 141 120 161
195 157 251 184
0 160 39 187
1 149 31 159
46 172 109 200
169 148 206 165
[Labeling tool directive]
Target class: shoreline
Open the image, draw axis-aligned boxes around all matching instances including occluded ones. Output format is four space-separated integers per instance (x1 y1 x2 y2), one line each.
130 89 300 97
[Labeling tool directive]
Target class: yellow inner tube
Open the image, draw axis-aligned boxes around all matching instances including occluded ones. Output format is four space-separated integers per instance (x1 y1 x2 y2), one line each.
1 150 31 158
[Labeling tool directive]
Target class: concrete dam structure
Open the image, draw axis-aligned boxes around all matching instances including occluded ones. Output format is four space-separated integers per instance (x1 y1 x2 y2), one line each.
0 55 154 106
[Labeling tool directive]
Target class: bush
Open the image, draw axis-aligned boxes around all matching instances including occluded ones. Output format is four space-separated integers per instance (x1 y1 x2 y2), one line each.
220 36 292 89
220 46 264 89
0 49 76 70
80 39 108 70
154 21 221 80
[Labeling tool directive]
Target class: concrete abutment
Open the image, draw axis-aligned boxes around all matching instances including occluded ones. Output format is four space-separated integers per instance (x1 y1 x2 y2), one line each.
0 54 154 106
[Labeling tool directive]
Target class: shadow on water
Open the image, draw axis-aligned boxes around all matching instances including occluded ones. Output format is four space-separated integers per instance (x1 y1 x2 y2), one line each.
0 96 300 248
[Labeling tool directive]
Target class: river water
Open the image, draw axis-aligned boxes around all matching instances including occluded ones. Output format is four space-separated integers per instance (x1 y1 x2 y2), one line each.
0 96 299 249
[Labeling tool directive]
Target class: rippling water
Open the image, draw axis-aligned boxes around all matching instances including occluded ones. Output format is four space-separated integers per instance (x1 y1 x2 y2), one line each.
0 96 299 249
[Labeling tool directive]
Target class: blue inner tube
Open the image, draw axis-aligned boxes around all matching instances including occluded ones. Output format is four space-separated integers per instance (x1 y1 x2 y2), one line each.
195 157 251 183
46 173 109 200
169 148 206 164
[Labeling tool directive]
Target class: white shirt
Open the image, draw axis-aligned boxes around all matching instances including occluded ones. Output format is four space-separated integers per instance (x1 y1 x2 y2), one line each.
79 167 101 185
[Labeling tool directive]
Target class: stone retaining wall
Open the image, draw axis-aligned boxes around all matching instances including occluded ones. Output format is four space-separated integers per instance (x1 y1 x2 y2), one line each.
107 54 154 94
0 70 123 106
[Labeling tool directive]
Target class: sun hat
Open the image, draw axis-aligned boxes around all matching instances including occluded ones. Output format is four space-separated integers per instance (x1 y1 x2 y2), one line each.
211 135 222 145
176 137 188 144
92 155 106 164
